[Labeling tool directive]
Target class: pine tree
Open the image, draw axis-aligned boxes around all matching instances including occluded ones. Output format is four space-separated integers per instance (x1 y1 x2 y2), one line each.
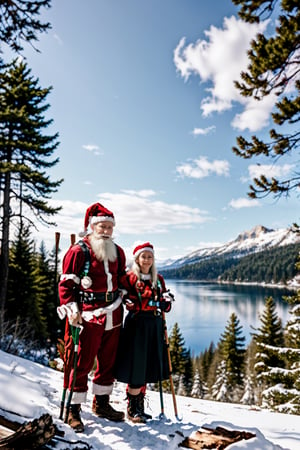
206 345 222 396
211 360 229 402
260 299 300 414
252 296 285 405
169 322 187 374
191 367 205 399
0 0 51 54
0 59 62 327
183 348 193 396
177 375 187 396
231 1 300 199
212 313 246 402
241 375 257 406
7 224 47 339
168 322 189 391
35 241 61 341
241 338 258 405
201 341 215 381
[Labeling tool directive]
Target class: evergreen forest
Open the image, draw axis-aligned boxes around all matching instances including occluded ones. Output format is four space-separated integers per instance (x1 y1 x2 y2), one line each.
161 243 300 284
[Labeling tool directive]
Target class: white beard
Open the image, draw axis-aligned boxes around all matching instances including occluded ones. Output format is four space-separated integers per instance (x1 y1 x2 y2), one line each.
89 234 117 262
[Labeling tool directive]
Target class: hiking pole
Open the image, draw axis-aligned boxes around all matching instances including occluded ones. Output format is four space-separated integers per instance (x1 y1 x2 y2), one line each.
64 325 80 423
58 233 77 420
58 320 75 420
158 373 165 420
162 311 181 421
156 310 166 420
54 232 60 304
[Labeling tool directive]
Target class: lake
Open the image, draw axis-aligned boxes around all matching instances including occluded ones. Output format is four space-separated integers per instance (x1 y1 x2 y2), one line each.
165 279 293 356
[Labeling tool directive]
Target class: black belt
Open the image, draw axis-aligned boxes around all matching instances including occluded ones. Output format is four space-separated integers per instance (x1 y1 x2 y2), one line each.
79 291 119 304
130 309 161 317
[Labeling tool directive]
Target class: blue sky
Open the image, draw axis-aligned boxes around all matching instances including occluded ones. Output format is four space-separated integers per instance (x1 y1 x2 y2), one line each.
7 0 298 261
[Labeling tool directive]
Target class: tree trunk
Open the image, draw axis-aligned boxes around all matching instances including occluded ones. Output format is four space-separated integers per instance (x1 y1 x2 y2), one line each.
0 169 11 332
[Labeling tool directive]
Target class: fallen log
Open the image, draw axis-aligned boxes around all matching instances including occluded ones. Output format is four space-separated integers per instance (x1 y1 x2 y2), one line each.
179 425 256 450
0 412 92 450
0 413 56 449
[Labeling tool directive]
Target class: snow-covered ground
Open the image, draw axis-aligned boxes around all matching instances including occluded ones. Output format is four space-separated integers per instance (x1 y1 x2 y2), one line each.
0 349 299 449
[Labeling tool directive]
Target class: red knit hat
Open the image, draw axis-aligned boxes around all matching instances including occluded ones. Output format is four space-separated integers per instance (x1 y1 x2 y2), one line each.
79 202 115 237
133 242 154 259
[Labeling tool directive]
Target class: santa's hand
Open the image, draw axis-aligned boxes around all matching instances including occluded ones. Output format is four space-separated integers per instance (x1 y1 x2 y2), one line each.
69 311 82 327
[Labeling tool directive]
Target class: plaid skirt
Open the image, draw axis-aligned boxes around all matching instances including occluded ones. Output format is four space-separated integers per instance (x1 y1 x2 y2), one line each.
115 311 169 386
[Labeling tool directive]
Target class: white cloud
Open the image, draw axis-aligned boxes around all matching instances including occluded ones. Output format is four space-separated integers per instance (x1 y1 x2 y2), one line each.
231 94 276 131
176 156 230 179
229 197 261 209
174 16 272 131
248 163 294 179
122 189 156 198
99 190 210 234
33 192 211 254
82 144 103 155
192 126 216 136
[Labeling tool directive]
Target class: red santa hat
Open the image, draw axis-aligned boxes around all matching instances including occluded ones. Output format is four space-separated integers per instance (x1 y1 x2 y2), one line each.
79 202 115 237
133 242 154 259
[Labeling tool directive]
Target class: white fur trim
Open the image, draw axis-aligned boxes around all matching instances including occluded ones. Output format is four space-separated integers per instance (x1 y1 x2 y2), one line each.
90 216 115 226
140 273 151 281
71 390 87 404
103 259 113 292
92 383 113 396
134 247 154 259
81 297 122 330
60 273 81 284
57 302 79 320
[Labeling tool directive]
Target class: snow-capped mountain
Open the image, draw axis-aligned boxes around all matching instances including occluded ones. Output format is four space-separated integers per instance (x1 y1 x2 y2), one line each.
161 225 300 270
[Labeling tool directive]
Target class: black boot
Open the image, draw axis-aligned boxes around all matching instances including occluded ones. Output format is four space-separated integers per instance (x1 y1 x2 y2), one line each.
136 392 152 420
67 404 84 433
127 393 146 423
92 394 125 422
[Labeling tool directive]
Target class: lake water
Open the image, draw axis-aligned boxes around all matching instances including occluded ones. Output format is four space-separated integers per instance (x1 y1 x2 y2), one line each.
165 279 293 356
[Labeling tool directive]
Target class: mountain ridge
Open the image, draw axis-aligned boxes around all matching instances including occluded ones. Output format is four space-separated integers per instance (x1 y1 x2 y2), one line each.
160 225 300 270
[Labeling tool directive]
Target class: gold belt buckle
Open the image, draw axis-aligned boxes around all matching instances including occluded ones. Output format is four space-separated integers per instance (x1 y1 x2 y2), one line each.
105 291 112 302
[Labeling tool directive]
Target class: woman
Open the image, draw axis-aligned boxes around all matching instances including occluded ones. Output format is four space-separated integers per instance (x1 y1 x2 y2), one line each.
116 242 174 423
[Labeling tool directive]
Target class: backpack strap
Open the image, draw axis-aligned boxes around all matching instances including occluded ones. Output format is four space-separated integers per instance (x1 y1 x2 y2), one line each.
77 240 91 278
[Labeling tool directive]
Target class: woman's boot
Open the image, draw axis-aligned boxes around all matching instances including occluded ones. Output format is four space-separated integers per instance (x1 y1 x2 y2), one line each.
127 393 146 423
136 392 152 420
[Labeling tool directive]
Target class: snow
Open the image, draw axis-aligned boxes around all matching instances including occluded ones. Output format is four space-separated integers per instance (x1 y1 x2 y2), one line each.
0 349 300 449
166 225 300 270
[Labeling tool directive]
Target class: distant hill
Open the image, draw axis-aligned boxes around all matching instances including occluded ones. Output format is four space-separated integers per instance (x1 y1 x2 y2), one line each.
160 225 300 285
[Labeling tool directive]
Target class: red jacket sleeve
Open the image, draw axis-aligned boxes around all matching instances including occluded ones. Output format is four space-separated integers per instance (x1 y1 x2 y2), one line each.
58 244 86 306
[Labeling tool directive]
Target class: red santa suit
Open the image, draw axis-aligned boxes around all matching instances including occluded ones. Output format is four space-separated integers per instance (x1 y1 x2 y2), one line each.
58 236 126 404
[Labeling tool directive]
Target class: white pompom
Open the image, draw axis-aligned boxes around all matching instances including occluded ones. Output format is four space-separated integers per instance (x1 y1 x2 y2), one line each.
81 276 92 289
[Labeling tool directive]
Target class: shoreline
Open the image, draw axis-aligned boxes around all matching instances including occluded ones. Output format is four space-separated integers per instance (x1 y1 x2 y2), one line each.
165 278 300 291
217 279 299 291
